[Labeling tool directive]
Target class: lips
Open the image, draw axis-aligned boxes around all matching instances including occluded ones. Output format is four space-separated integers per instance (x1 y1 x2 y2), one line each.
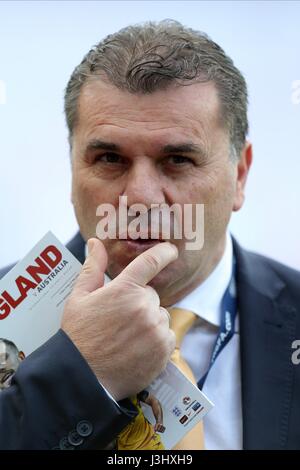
117 230 167 241
119 238 165 253
114 228 173 256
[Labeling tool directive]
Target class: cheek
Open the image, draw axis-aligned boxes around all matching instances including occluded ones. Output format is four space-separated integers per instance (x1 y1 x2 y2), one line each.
204 174 236 235
72 172 120 239
185 169 235 236
73 171 116 209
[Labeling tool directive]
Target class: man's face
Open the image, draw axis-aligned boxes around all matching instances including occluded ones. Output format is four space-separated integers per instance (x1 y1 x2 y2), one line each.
0 341 23 390
71 79 251 304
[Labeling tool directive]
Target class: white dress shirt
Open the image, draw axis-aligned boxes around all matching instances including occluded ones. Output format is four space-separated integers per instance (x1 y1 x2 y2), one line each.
174 233 242 450
96 232 242 449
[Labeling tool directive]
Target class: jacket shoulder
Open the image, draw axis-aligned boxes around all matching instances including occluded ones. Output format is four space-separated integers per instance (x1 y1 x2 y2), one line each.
234 239 300 302
0 263 16 280
247 249 299 281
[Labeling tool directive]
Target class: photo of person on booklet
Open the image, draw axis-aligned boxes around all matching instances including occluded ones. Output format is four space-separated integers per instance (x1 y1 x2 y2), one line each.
0 339 25 391
117 389 166 450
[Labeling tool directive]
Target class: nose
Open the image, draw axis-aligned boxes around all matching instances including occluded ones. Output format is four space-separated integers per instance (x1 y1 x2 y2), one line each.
122 158 166 209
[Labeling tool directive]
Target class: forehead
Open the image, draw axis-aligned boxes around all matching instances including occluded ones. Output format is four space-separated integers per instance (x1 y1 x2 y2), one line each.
75 79 224 147
0 341 7 362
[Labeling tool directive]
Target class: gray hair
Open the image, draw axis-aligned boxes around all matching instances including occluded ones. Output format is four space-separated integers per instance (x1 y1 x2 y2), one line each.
64 19 248 158
0 338 19 358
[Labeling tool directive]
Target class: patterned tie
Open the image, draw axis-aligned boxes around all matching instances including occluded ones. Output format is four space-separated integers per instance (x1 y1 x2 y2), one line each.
168 307 205 450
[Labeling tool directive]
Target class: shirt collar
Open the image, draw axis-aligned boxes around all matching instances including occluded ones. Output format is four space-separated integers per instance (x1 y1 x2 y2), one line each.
85 232 233 328
172 232 233 327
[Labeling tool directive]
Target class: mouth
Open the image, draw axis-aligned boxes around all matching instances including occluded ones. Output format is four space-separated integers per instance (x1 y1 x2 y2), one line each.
117 234 167 252
0 370 14 386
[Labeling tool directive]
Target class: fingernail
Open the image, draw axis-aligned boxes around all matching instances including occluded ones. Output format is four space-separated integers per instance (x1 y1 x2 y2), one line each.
167 242 178 256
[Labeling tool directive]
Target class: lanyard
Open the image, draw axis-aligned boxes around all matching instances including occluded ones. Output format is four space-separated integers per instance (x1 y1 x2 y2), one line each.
197 262 237 390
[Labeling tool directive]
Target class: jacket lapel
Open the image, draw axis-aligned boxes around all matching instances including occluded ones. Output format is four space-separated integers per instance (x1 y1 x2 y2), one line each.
233 238 297 449
66 231 86 264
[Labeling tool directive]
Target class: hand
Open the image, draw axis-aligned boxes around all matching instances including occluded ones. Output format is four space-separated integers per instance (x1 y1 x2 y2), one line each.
61 238 178 401
154 423 166 433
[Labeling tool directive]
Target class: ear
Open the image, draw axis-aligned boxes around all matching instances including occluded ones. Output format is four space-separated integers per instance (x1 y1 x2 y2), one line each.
71 184 74 205
70 143 80 208
70 155 75 205
232 141 253 212
70 164 77 207
18 351 25 361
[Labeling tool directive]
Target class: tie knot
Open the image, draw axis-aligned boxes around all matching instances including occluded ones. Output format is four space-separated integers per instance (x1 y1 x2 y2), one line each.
167 307 197 348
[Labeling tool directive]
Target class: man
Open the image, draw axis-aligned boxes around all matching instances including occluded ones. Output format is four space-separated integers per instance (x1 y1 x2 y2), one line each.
0 339 25 390
0 20 300 450
117 390 166 450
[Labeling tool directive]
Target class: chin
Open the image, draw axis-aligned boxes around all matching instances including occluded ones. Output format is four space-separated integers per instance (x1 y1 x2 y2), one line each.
149 267 177 288
105 239 185 287
107 256 178 290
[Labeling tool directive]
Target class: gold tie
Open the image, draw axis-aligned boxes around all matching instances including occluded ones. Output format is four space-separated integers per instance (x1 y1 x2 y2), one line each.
168 307 205 450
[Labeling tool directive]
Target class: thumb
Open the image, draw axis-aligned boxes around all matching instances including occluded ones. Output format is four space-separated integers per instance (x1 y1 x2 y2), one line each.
72 237 108 295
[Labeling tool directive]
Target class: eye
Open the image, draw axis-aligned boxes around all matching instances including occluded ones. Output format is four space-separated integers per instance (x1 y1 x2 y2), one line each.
96 153 123 164
167 155 194 165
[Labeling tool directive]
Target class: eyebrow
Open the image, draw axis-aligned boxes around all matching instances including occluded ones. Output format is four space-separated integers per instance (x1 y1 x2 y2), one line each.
162 143 206 155
84 139 206 156
84 139 121 153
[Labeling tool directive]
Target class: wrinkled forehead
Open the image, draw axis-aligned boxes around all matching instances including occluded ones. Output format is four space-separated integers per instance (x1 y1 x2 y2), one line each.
73 79 228 158
76 79 223 133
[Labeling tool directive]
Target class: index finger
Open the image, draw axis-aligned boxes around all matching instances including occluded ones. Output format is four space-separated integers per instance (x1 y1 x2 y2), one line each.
117 242 178 286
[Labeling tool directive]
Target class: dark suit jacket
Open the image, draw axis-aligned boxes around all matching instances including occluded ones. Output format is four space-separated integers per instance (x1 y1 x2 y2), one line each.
0 232 300 449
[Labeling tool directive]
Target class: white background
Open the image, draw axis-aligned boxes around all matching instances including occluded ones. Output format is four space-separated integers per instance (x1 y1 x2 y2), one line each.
0 0 299 268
